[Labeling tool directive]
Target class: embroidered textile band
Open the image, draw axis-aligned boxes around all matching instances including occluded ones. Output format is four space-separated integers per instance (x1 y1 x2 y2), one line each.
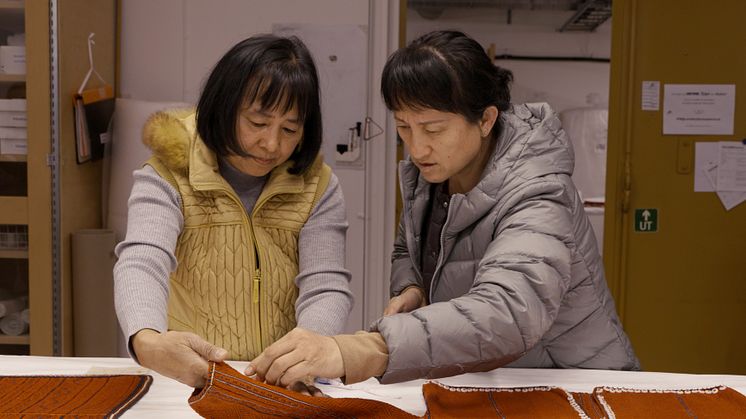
190 362 746 418
0 374 152 418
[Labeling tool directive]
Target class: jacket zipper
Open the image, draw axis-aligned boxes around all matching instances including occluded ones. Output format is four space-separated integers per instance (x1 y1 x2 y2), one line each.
225 191 263 352
247 190 285 348
402 182 425 286
403 185 454 300
252 268 261 304
233 184 294 351
428 194 454 303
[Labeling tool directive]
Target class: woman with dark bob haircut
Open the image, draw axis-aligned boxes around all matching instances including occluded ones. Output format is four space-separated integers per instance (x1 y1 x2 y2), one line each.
113 34 353 389
248 30 639 386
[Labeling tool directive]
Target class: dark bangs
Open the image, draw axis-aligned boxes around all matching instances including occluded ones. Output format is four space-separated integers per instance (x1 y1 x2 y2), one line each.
243 60 314 126
381 47 465 117
381 31 513 140
197 35 322 175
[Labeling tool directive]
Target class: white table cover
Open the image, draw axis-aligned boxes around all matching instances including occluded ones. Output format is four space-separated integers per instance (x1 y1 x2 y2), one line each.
2 355 746 418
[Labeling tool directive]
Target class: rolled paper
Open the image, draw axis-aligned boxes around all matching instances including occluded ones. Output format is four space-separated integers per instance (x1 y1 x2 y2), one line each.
0 312 27 336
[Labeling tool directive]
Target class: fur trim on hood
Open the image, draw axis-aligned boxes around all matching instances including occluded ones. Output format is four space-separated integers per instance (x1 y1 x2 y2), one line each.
142 108 195 171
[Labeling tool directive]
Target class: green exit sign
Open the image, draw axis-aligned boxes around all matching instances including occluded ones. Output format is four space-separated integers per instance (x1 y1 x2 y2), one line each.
634 208 658 232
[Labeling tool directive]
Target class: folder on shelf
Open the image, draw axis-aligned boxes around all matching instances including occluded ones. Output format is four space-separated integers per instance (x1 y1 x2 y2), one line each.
73 32 115 164
73 84 114 163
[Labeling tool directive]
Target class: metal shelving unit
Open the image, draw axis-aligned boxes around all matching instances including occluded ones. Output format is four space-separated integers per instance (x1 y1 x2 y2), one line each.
0 0 28 354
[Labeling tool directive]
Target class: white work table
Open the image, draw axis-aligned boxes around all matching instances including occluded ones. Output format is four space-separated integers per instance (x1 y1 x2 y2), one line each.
2 355 746 417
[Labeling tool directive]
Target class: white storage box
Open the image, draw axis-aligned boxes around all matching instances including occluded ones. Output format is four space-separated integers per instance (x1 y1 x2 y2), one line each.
0 100 27 127
0 99 26 111
0 126 26 139
0 46 26 74
0 138 26 155
0 112 26 127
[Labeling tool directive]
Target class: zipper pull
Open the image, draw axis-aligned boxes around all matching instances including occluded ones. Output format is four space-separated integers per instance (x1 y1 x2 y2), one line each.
253 269 261 304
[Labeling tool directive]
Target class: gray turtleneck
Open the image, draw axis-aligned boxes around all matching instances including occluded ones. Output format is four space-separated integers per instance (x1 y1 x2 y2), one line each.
113 162 354 351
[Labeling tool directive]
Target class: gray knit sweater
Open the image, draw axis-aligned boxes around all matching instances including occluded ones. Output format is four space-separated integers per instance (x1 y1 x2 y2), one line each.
113 161 354 351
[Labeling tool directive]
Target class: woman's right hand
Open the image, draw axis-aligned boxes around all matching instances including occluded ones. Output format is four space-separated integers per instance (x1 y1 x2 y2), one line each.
383 286 426 316
131 329 228 388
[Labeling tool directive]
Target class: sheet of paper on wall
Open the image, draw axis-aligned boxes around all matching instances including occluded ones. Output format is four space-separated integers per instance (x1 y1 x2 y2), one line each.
703 161 746 210
717 141 746 191
694 142 718 192
663 84 735 135
694 141 746 211
641 80 660 111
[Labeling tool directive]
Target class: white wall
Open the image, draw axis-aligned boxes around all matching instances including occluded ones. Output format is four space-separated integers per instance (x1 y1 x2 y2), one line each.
120 0 368 102
407 7 612 113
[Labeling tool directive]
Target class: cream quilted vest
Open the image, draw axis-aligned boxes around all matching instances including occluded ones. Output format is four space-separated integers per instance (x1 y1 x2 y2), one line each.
142 109 331 360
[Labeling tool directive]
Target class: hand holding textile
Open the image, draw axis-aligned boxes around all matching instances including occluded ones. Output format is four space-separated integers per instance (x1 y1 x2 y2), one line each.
246 327 344 387
132 329 228 388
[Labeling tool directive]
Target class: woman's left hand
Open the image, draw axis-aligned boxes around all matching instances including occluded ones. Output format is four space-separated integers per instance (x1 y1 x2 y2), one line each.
246 327 344 387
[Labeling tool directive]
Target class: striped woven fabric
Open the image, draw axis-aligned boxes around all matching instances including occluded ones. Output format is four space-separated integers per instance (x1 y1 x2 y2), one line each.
190 362 746 418
0 374 152 418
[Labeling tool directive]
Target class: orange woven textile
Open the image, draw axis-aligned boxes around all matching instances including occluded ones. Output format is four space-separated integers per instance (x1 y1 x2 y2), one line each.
582 385 746 418
190 362 414 418
0 374 152 418
422 382 585 419
190 362 746 419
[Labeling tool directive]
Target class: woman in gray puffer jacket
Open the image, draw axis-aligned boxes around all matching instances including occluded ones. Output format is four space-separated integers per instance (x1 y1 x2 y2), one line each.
248 30 640 388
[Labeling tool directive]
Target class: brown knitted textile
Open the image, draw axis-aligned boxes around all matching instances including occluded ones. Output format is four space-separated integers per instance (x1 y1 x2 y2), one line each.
422 382 585 418
0 374 152 418
578 386 746 419
189 362 415 418
190 362 746 418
